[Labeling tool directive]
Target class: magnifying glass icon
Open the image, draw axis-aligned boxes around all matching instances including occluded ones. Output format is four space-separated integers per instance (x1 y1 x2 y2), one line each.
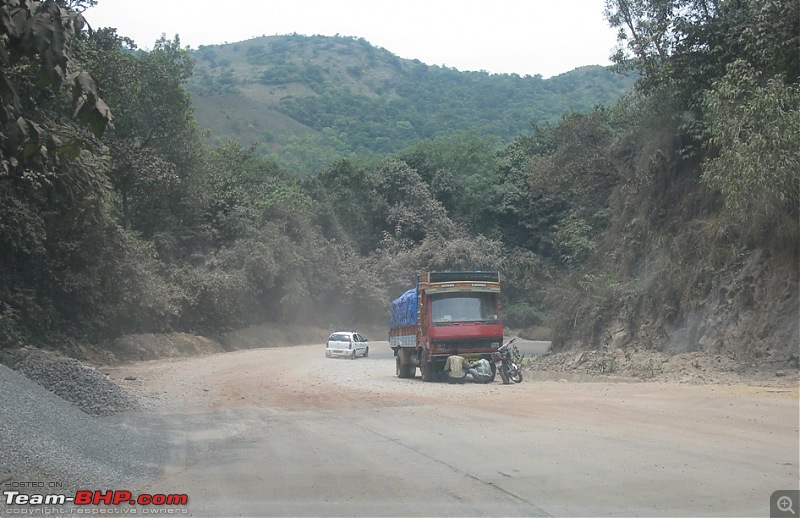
778 496 795 515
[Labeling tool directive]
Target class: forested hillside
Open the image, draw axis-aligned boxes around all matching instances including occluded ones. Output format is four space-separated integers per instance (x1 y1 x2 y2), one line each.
186 34 636 174
0 0 797 368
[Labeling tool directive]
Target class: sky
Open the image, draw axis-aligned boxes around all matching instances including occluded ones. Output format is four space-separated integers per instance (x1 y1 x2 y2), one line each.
84 0 619 79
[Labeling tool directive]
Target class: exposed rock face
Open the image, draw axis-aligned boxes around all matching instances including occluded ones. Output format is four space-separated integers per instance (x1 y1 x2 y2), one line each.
607 250 799 367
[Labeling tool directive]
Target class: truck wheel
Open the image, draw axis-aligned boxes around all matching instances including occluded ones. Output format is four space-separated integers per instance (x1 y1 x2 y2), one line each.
396 357 414 378
421 360 434 382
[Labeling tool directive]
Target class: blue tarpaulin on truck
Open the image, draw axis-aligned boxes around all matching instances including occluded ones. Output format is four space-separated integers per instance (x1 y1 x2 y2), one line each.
390 288 418 329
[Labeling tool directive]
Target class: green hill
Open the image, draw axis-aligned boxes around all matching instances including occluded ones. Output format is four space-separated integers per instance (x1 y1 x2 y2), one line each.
187 34 635 174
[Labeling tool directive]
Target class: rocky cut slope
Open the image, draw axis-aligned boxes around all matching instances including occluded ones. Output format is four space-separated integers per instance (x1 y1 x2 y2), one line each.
549 122 800 370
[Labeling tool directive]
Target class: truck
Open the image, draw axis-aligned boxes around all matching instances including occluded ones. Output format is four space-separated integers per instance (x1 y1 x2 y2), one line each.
389 271 504 382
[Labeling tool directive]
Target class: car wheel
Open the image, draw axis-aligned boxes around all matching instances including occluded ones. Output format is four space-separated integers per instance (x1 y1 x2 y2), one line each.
364 346 369 358
326 350 331 358
351 350 356 360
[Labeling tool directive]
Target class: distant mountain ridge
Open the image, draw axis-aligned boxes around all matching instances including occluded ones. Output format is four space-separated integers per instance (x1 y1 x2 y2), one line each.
186 34 635 174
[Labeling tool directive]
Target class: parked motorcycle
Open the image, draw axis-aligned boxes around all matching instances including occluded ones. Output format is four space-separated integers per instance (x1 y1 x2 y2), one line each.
493 338 523 384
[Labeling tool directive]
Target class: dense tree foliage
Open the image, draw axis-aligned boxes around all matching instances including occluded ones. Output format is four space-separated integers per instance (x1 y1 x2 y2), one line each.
702 63 799 219
0 0 115 345
0 0 111 175
606 0 798 107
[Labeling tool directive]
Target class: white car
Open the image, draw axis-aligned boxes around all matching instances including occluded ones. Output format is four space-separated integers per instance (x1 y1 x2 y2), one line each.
326 331 369 359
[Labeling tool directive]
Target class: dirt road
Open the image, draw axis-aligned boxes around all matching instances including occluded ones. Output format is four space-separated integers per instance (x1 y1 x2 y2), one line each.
106 341 799 517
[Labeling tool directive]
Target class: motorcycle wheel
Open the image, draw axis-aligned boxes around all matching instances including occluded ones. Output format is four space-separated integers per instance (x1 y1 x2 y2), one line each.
509 365 523 383
500 364 510 384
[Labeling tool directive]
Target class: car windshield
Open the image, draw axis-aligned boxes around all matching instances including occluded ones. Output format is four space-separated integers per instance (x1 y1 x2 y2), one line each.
430 293 498 323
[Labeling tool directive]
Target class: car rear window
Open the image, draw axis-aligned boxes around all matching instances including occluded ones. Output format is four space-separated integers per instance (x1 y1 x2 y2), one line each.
329 333 351 342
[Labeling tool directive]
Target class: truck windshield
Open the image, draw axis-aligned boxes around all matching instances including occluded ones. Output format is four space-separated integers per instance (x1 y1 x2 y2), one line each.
430 293 498 324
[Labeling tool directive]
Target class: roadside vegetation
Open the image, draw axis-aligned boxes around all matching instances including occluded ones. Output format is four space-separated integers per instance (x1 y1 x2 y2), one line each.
0 0 797 366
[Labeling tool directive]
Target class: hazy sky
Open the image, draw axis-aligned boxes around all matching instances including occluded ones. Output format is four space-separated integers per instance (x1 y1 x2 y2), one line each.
84 0 619 78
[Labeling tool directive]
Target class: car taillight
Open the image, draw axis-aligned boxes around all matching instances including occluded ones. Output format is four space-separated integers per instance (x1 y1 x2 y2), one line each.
349 340 352 349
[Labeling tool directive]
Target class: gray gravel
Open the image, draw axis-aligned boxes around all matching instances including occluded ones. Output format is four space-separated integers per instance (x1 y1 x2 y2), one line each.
0 351 168 501
0 347 138 416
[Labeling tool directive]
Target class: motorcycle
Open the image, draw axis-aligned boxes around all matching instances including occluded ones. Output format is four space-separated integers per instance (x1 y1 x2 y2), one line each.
492 338 523 384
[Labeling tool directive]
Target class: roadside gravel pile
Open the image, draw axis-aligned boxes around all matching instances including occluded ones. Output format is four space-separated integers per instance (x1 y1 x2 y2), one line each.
0 363 167 496
0 346 138 416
